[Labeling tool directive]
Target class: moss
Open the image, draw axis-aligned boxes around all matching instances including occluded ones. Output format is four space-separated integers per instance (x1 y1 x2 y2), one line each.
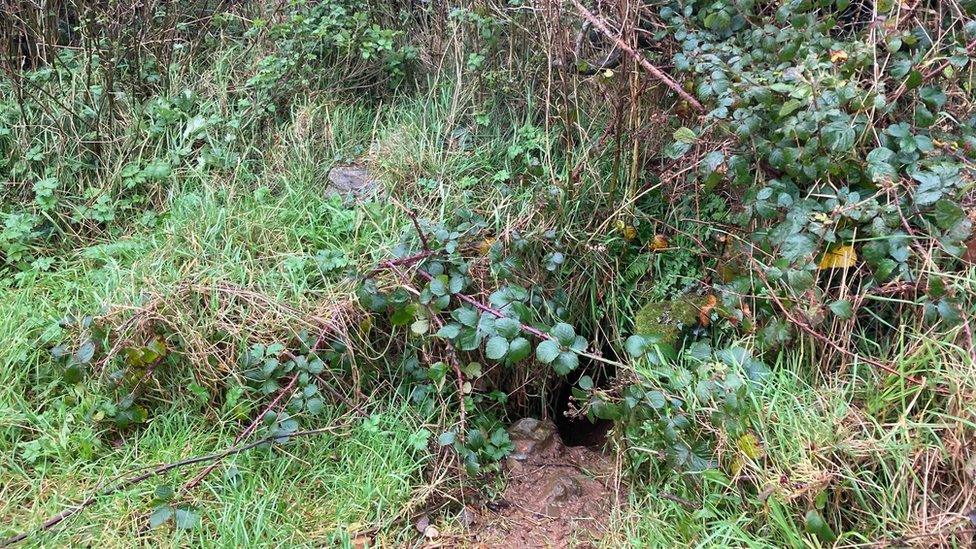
634 296 707 344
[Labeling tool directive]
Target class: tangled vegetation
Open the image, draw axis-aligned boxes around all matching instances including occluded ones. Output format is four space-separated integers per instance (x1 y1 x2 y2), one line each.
1 0 974 546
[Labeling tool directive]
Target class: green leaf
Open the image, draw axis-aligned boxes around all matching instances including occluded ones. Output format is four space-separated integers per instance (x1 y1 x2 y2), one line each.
933 199 965 230
154 485 175 502
453 307 479 327
390 303 417 326
804 509 837 543
149 506 173 529
536 340 561 364
174 506 200 530
435 323 461 339
673 127 697 144
461 362 482 377
578 375 594 390
553 351 579 375
507 337 531 363
430 275 450 297
551 323 576 346
485 336 510 360
438 431 456 446
74 340 96 364
626 334 648 357
828 299 854 320
494 317 521 338
821 120 855 153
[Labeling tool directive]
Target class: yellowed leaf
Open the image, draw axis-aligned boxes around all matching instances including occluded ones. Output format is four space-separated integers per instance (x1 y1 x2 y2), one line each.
478 237 495 255
829 49 848 63
737 432 764 460
699 294 717 327
650 234 669 251
818 244 857 269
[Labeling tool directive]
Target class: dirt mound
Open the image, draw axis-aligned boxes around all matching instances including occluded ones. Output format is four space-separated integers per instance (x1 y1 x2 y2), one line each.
470 418 623 548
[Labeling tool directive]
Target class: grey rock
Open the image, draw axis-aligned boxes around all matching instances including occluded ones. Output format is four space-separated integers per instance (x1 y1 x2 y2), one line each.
540 475 583 516
506 418 562 468
327 165 379 201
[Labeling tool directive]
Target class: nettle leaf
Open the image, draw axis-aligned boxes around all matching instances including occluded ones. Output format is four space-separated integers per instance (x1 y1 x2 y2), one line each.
551 323 576 346
507 337 531 363
536 340 561 364
485 336 510 360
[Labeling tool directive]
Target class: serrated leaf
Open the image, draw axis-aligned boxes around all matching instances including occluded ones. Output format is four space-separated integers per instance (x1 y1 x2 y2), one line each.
551 323 575 346
673 127 697 144
828 299 854 320
818 245 857 269
435 323 461 339
149 506 173 529
553 351 579 375
625 335 646 357
174 507 200 530
485 336 509 360
507 337 531 363
494 317 521 339
535 340 561 364
438 431 456 446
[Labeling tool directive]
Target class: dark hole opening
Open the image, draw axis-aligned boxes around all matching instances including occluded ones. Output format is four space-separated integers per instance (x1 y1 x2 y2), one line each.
551 368 613 448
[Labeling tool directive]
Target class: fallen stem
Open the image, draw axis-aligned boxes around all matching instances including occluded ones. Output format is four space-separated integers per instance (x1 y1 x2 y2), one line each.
0 426 348 548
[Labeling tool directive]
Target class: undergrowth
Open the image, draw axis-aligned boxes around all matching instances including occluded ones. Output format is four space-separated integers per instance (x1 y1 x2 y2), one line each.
1 0 975 547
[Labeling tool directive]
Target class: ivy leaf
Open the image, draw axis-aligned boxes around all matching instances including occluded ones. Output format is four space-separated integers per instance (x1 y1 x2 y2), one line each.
828 299 854 320
485 336 510 360
535 340 561 364
507 337 531 363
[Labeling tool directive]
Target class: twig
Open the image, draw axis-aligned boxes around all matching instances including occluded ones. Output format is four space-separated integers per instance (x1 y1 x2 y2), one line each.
570 0 705 112
0 426 348 548
413 269 625 368
181 373 300 491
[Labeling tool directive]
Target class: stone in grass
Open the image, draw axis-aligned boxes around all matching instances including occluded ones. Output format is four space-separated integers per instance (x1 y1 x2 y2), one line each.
634 295 710 345
326 165 380 201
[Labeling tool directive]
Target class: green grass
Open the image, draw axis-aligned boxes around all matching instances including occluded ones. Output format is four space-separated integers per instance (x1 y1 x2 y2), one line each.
0 95 441 546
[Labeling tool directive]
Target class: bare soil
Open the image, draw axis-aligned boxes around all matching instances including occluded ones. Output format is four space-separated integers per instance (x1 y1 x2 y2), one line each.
467 418 624 548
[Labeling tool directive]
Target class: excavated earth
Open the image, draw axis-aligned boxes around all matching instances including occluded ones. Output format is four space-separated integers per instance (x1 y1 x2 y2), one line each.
468 418 624 548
